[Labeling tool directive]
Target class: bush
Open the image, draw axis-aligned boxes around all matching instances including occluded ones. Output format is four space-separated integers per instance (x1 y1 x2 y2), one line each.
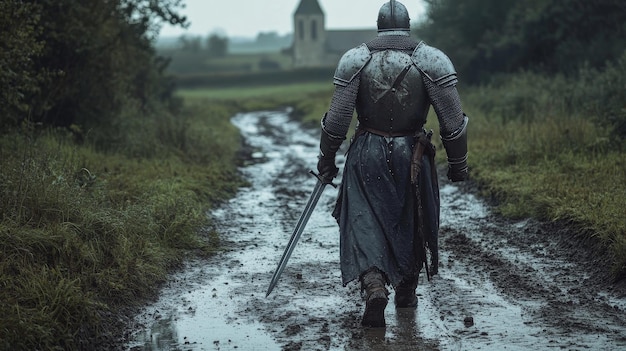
471 50 626 148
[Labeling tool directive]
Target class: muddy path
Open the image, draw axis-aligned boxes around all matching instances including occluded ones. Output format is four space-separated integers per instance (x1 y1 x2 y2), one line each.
125 109 626 351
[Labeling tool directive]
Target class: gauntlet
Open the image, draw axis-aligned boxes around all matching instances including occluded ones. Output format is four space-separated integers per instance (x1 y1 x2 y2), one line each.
442 115 469 182
317 120 344 181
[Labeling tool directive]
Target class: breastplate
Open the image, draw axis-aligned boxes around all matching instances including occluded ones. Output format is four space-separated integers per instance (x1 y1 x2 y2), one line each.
356 49 430 134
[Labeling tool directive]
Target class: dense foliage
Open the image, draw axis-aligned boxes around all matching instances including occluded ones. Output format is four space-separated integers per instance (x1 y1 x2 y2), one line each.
0 0 187 148
415 0 626 140
0 1 44 127
416 0 626 82
0 1 222 349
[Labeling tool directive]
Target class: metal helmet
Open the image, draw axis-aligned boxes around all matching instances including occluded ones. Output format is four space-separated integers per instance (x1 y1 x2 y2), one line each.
377 0 410 32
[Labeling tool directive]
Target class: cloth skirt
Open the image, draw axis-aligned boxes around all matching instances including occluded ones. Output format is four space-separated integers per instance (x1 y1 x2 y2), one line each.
333 132 439 287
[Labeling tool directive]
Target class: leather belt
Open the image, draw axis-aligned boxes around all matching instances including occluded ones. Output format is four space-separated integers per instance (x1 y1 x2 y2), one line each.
356 125 417 138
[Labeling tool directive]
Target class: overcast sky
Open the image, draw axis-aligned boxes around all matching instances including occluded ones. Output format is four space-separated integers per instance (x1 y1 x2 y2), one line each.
159 0 426 38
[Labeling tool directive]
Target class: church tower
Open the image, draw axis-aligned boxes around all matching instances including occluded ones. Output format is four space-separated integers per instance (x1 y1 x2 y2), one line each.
293 0 327 67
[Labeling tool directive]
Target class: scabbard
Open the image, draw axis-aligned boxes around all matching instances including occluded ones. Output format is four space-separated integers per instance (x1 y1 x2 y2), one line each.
411 130 437 280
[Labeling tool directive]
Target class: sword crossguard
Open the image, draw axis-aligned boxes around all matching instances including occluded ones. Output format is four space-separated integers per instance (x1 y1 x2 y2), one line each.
310 170 338 188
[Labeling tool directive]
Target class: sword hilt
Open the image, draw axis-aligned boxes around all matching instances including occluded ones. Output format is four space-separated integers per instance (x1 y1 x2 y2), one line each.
310 170 338 188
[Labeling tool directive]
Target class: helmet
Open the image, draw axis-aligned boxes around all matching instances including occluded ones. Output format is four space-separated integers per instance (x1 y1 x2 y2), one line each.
377 0 410 32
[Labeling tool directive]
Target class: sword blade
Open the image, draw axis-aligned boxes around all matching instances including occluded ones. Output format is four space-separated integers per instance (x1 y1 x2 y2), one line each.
266 173 329 297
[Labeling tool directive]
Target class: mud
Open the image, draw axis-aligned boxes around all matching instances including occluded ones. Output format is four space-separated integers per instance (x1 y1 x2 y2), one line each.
125 109 626 351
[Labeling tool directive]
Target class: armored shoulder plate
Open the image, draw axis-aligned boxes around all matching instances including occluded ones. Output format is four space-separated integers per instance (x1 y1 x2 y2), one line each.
411 42 458 87
333 44 372 87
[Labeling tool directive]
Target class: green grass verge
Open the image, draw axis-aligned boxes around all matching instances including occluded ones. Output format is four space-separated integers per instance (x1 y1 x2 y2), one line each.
459 61 626 277
0 102 244 349
463 99 626 276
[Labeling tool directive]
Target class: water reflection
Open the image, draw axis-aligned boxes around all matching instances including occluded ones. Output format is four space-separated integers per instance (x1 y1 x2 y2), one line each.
130 312 179 350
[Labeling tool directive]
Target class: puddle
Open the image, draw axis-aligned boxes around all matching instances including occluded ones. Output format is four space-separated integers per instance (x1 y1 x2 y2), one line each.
126 109 626 351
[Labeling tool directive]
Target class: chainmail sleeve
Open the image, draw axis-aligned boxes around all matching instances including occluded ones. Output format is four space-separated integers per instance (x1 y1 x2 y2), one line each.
322 76 360 139
423 77 465 137
423 74 469 181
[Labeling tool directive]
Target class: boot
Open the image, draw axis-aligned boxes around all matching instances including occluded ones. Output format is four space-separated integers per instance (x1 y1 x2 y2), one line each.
360 268 388 328
394 276 418 308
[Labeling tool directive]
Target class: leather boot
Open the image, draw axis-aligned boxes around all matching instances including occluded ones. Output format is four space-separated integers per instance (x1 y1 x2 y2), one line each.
360 268 388 328
394 276 418 308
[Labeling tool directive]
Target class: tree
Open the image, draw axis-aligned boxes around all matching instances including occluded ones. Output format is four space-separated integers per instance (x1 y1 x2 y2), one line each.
0 1 44 127
0 0 188 144
415 0 515 83
415 0 626 83
207 33 229 57
178 35 202 52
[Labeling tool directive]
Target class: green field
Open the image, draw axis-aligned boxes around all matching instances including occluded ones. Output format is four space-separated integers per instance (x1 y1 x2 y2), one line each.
178 81 333 100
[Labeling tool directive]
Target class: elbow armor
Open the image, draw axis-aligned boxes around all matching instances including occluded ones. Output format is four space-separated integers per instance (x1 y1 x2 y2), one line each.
320 113 346 158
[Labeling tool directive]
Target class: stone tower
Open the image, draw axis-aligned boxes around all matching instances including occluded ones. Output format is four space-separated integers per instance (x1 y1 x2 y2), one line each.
293 0 327 67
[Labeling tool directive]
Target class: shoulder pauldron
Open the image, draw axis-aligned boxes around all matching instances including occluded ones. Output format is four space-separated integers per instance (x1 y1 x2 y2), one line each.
333 44 372 87
411 42 458 88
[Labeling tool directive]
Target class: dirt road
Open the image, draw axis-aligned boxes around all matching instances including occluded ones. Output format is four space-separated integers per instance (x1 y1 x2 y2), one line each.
126 110 626 351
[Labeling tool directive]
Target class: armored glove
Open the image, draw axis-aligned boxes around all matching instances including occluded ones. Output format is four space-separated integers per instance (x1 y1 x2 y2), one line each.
317 127 343 182
446 158 469 182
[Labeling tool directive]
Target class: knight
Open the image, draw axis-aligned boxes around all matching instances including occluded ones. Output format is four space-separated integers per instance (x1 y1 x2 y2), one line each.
316 0 469 327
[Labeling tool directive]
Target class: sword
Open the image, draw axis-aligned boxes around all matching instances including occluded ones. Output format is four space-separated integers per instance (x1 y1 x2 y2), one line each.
266 170 336 297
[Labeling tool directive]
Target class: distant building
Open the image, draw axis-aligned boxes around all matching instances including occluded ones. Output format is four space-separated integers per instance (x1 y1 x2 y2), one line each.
292 0 376 68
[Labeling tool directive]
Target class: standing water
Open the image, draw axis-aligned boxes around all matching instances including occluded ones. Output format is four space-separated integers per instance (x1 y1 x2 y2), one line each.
126 109 626 350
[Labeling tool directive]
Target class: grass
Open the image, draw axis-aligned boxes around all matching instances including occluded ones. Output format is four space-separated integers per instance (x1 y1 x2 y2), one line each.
463 98 626 276
178 82 335 129
460 62 626 276
179 63 626 278
1 59 624 348
0 102 244 349
178 81 332 100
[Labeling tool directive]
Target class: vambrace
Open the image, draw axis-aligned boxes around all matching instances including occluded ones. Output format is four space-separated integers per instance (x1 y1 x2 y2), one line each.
319 123 345 159
317 77 359 180
441 115 469 182
423 74 469 181
318 119 345 181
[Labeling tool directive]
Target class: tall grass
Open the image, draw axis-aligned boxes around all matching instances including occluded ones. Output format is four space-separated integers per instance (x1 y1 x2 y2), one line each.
0 101 244 349
463 57 626 277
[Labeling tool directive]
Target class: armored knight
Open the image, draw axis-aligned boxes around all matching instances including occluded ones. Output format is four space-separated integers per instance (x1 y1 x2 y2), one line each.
317 0 469 327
